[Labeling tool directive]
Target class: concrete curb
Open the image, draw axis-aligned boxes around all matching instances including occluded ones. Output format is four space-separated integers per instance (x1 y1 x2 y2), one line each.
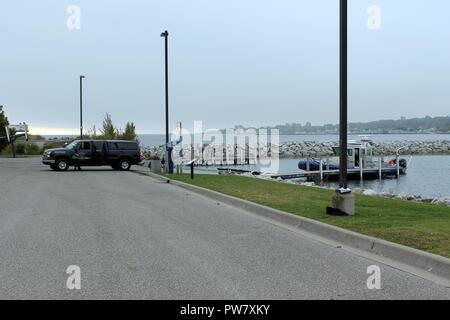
132 169 450 284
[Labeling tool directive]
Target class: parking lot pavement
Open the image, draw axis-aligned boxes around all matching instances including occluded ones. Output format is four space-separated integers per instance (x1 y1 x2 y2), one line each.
0 157 449 299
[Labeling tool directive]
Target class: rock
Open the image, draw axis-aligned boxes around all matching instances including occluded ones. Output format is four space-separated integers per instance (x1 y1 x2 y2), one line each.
396 193 409 200
379 192 394 198
362 189 377 196
431 197 450 206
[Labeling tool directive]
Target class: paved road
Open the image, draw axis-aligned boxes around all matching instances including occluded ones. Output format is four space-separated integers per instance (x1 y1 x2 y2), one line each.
0 157 449 299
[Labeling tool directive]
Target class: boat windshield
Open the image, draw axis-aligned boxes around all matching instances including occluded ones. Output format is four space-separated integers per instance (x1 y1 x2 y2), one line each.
332 147 354 157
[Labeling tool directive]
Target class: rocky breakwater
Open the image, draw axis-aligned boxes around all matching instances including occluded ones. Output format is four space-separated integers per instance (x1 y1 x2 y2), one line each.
278 141 335 158
141 140 450 160
278 140 450 158
141 145 165 160
371 140 450 156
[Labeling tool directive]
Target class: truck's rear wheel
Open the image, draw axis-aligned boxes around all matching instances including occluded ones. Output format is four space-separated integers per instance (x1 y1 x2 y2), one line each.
119 158 131 171
56 159 69 171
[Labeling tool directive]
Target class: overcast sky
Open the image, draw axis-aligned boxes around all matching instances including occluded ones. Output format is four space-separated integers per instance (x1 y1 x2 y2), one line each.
1 0 450 134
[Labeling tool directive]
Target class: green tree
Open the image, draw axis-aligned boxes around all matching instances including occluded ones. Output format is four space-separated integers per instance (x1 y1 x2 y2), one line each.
100 113 117 139
0 105 10 152
119 122 137 141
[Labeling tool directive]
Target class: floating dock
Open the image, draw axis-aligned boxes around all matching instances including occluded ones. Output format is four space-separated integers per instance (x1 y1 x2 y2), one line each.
270 166 404 181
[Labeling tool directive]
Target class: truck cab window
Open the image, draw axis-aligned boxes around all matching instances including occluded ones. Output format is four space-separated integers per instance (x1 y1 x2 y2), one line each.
80 142 90 150
65 141 80 150
93 141 105 150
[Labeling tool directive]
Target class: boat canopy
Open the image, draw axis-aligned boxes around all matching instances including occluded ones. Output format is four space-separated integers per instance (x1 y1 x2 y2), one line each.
332 140 374 168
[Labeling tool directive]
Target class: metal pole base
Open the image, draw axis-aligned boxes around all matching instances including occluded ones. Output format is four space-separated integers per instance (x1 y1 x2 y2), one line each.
330 190 355 216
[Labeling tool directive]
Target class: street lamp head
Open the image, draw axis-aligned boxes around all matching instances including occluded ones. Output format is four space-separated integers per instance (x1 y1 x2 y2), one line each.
80 75 85 79
160 30 168 37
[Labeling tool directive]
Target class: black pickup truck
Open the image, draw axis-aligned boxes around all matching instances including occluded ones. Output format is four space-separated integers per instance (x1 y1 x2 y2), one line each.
42 140 141 171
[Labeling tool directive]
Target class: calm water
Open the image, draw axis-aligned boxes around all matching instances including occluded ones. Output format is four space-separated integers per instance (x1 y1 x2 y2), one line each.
195 156 450 199
323 156 450 199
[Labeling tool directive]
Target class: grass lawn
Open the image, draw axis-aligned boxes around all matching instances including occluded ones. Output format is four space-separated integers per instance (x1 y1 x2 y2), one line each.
166 173 450 258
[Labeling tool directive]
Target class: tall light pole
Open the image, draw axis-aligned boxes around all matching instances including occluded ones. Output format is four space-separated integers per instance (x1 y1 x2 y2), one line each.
330 0 355 215
79 75 85 139
160 31 169 146
160 30 173 173
339 0 348 190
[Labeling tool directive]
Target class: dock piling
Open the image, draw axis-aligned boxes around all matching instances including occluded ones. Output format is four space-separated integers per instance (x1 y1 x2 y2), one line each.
223 146 226 165
360 161 363 180
378 157 382 179
245 144 249 165
319 159 324 182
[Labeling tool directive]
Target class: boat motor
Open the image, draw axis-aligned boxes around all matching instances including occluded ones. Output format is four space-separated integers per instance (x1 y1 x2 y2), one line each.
388 158 407 168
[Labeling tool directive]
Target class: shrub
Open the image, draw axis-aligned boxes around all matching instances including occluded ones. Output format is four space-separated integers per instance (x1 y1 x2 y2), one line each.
1 141 43 156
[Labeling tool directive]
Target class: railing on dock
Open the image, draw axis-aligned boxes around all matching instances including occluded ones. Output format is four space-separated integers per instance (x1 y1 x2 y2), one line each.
272 153 406 182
